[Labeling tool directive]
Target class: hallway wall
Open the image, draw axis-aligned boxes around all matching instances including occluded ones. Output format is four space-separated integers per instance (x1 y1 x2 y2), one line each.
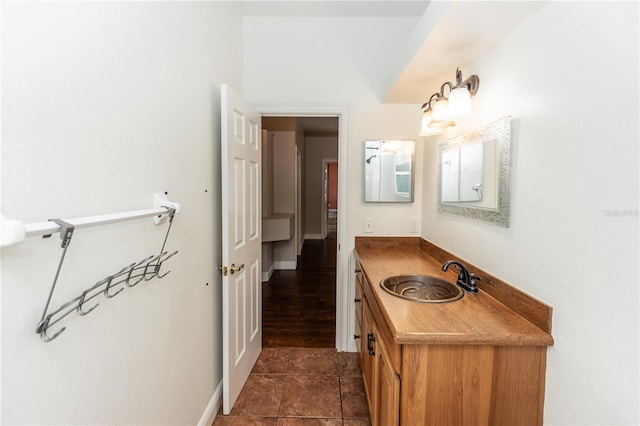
1 2 244 424
304 135 338 238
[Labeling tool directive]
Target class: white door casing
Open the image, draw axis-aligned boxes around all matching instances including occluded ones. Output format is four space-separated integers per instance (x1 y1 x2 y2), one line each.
255 105 350 352
221 84 262 414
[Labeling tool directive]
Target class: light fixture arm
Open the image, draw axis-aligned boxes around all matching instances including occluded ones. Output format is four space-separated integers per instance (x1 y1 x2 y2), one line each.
421 92 441 110
453 67 480 96
439 81 454 98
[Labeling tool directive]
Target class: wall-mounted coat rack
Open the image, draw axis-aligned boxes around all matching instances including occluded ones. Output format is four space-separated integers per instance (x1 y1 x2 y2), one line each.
1 193 181 342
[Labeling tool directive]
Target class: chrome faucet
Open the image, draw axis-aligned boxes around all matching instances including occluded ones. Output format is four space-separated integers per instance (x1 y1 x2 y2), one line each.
442 260 480 293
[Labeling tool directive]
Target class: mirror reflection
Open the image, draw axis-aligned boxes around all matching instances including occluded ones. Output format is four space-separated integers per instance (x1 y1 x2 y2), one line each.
441 138 499 209
364 140 415 203
438 116 511 227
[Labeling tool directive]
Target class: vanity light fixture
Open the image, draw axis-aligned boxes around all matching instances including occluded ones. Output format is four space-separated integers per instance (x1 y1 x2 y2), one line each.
419 68 480 137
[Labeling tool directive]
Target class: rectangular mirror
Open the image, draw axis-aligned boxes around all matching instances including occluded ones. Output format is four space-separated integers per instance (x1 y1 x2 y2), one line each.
438 116 511 227
364 140 415 203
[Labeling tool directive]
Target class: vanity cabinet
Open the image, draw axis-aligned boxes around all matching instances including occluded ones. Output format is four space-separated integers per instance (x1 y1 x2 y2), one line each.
355 266 400 426
353 246 553 426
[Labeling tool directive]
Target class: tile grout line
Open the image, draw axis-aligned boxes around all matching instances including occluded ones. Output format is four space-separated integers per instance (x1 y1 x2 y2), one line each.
275 348 292 421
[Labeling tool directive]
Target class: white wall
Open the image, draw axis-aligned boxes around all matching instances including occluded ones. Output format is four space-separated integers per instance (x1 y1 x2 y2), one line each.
304 136 338 236
244 16 424 242
271 131 297 268
1 2 243 424
420 2 639 425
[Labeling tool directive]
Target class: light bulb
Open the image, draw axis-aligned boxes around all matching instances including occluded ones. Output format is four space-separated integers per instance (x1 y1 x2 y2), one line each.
431 97 449 122
448 85 473 118
420 109 432 133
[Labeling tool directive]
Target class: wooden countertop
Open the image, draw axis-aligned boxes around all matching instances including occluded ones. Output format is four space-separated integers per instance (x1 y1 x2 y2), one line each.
354 238 554 346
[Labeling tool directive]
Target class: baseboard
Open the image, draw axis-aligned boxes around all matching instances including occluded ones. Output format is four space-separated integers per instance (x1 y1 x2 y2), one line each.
305 233 322 240
274 260 296 270
198 380 222 426
346 336 359 353
261 263 275 282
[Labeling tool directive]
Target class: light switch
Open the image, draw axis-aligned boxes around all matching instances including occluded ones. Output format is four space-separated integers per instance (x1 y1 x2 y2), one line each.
364 217 374 233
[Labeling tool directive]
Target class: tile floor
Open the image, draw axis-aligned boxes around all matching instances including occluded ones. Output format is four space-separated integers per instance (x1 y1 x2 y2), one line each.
213 348 371 425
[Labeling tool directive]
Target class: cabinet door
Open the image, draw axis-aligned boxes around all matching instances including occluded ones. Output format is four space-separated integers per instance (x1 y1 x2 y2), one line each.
361 299 378 424
376 337 400 426
355 270 363 359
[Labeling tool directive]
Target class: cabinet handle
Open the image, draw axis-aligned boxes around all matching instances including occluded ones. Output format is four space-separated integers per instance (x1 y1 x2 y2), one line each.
354 298 361 303
355 268 362 273
354 334 361 340
367 333 376 356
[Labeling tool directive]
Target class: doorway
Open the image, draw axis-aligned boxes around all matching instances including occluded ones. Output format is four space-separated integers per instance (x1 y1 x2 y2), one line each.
256 110 353 351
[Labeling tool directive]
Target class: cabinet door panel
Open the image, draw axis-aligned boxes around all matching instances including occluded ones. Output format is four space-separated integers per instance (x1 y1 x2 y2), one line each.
377 338 400 426
361 299 377 424
355 271 363 358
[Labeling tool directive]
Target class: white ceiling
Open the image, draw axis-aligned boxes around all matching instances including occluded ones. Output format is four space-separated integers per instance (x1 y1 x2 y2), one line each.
240 1 429 18
383 1 547 103
248 1 546 132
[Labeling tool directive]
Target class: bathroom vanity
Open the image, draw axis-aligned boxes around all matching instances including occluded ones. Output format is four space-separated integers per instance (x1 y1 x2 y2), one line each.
354 237 554 426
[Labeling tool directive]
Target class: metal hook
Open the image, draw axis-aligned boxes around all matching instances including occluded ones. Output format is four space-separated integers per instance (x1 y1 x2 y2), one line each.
155 251 178 279
103 263 136 297
125 255 155 287
76 266 129 316
142 253 164 281
77 290 99 316
37 316 66 342
102 275 123 298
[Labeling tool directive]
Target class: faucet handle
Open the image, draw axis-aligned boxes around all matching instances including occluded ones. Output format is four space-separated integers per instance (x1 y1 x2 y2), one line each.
469 274 481 285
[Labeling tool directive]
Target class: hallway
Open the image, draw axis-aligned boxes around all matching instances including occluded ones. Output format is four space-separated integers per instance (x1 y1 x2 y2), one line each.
263 237 337 348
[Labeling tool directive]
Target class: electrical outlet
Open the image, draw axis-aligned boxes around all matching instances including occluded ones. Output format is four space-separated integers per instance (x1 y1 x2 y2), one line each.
364 217 374 233
409 218 420 233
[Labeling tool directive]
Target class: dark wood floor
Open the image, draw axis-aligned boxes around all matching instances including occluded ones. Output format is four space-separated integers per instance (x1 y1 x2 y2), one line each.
262 237 337 348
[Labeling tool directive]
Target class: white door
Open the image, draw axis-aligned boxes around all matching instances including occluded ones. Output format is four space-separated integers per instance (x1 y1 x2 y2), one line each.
221 84 262 414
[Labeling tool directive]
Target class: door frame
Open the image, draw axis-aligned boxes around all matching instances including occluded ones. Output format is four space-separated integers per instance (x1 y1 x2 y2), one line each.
321 158 338 239
254 105 351 352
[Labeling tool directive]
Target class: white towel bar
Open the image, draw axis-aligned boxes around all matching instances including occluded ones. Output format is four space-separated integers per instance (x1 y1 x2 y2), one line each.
1 193 181 247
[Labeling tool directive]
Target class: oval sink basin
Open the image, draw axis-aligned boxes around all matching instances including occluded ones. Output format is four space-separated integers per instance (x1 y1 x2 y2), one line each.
380 275 464 303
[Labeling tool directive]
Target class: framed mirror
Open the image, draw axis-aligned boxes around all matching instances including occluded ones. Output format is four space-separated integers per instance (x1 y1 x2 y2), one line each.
364 140 415 203
438 116 511 227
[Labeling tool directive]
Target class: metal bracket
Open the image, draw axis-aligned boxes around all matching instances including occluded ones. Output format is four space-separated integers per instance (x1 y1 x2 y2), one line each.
49 219 75 248
153 193 181 225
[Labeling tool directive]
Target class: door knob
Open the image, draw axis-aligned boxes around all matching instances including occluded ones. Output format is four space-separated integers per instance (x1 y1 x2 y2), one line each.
219 263 245 276
229 263 244 274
